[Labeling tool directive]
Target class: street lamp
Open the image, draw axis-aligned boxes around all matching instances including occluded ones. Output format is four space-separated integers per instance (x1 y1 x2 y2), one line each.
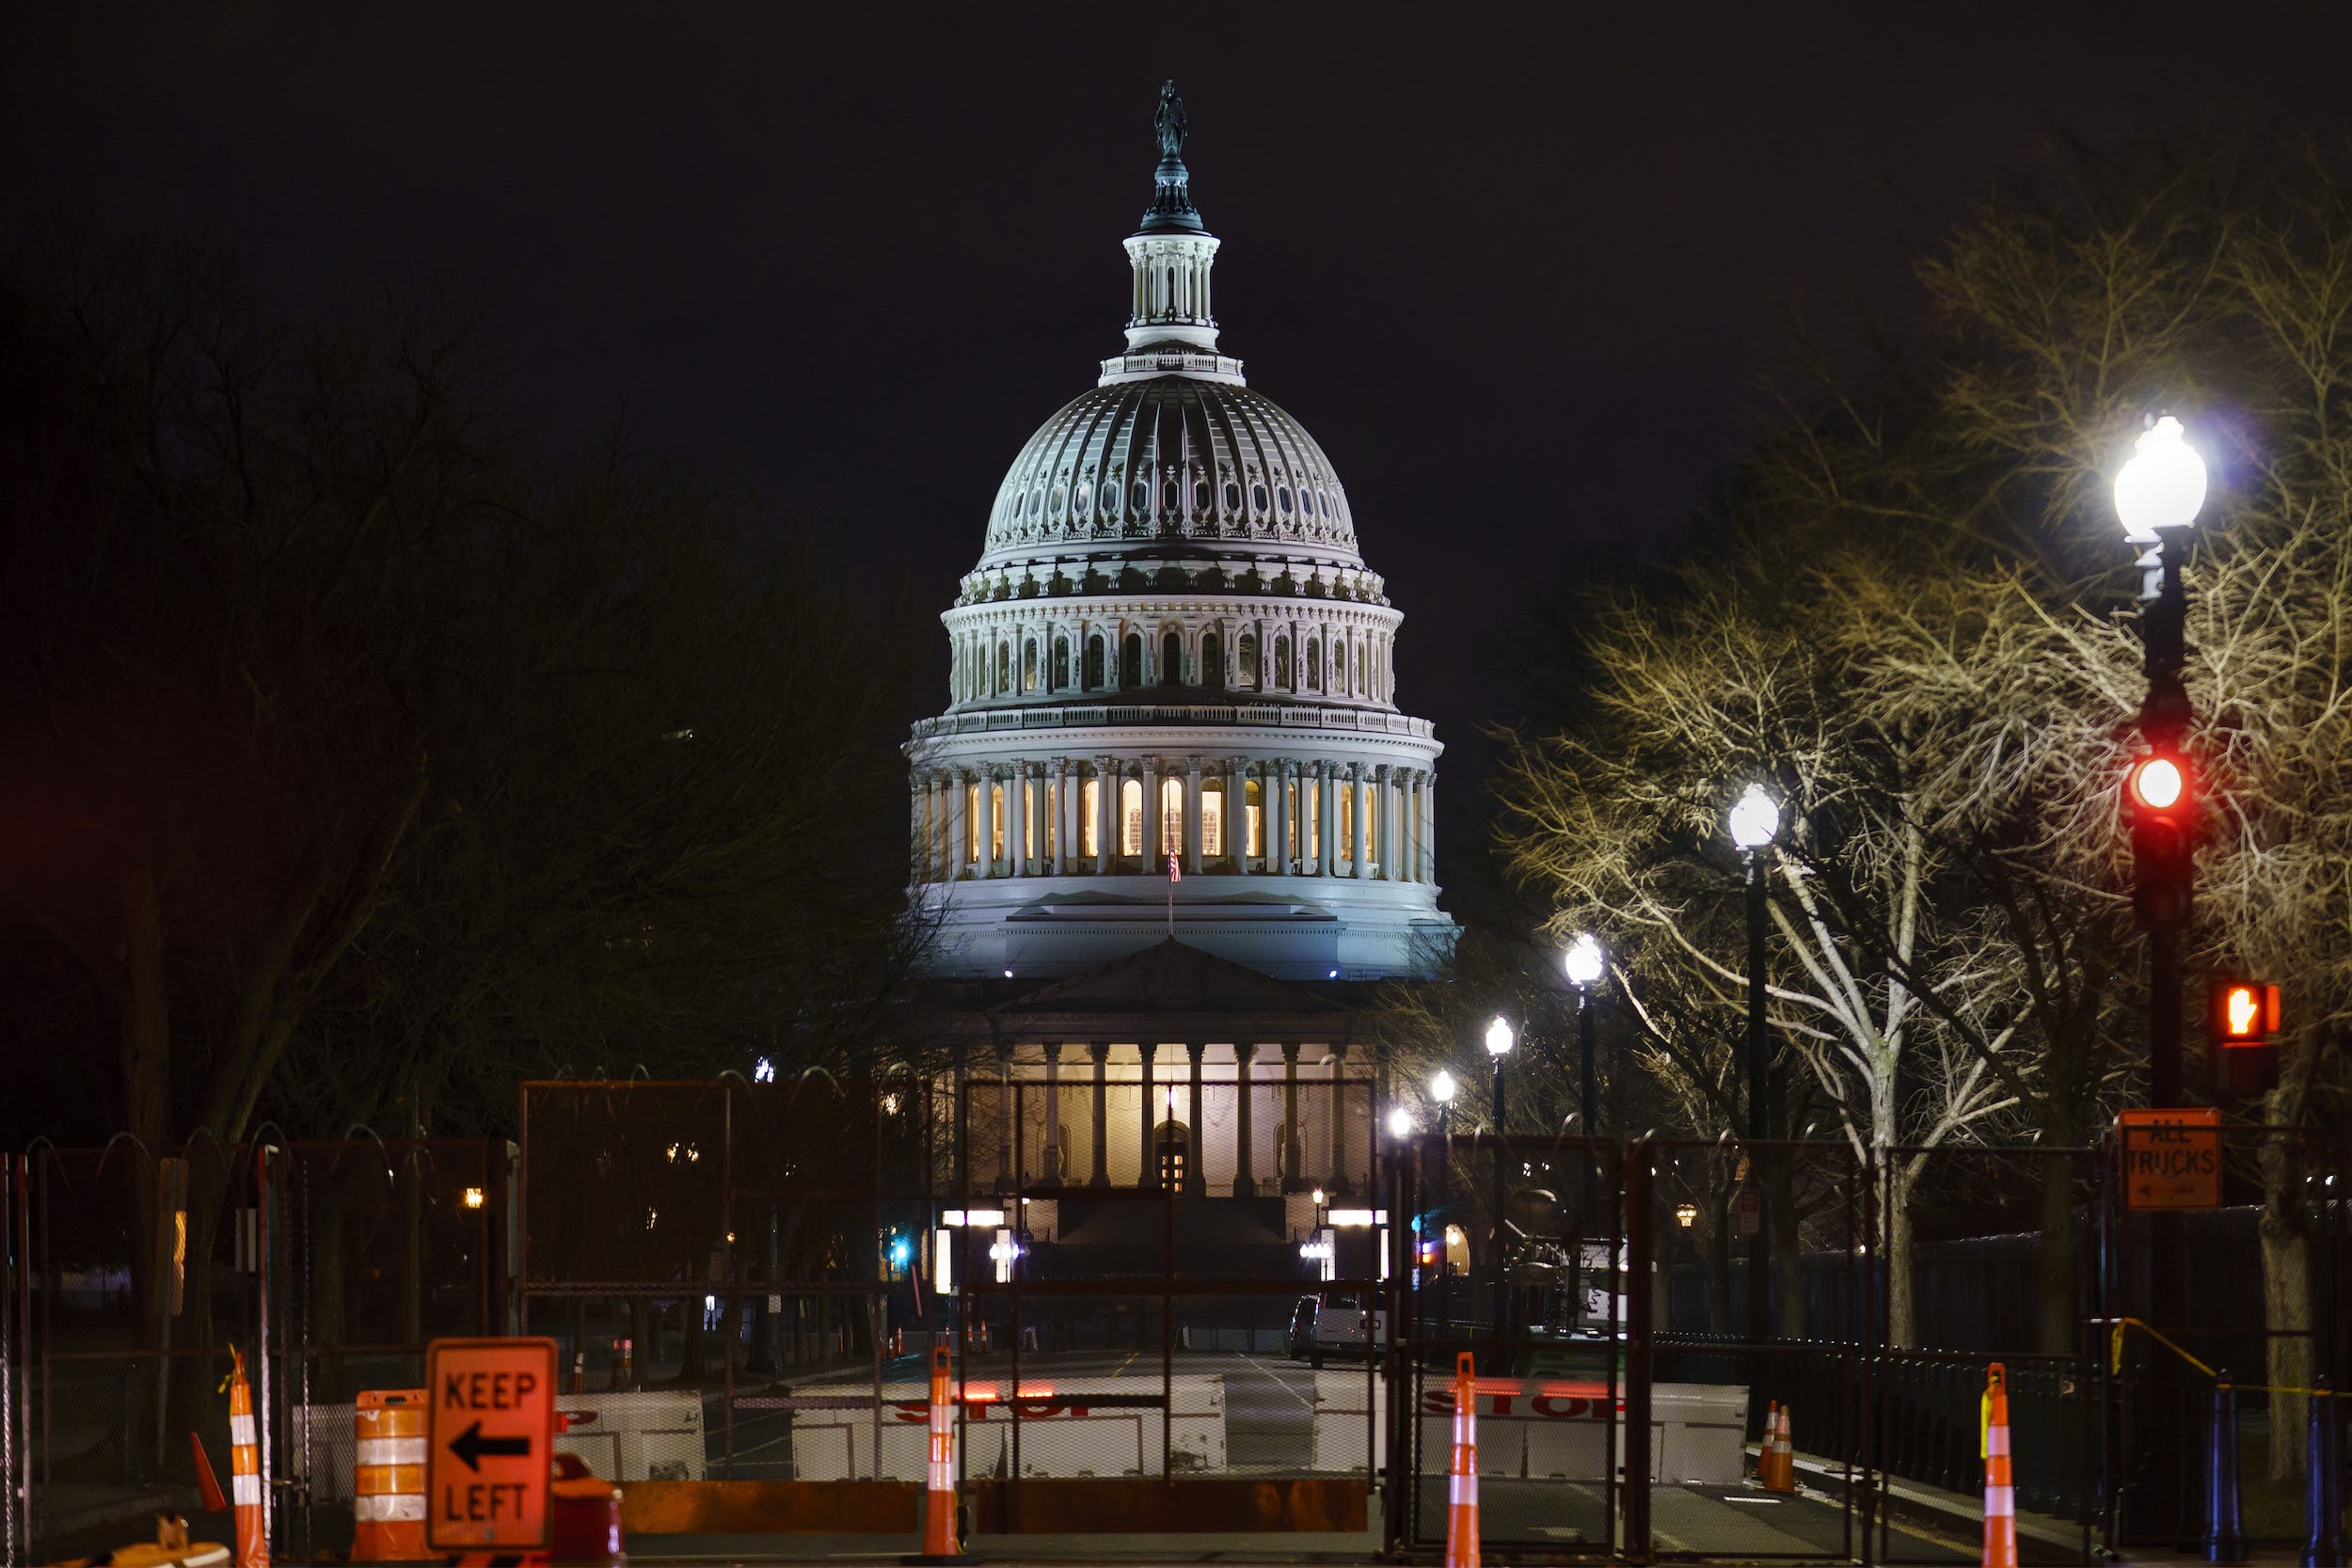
2115 414 2207 1110
1565 934 1604 1136
1727 783 1778 1349
1485 1018 1514 1337
1429 1069 1457 1283
1387 1106 1417 1140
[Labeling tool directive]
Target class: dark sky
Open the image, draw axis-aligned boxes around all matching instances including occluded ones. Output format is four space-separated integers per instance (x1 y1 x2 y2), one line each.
10 3 2352 879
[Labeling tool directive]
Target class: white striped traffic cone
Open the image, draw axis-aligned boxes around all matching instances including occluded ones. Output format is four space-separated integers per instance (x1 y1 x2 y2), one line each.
224 1346 267 1568
919 1344 963 1559
1444 1352 1479 1568
351 1388 427 1561
1982 1363 2017 1568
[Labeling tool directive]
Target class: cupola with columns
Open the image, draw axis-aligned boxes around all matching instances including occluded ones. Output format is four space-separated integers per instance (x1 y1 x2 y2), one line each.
907 82 1455 981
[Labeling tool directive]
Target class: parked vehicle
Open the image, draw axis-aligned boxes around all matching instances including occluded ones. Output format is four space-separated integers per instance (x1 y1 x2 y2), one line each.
1308 1286 1389 1367
1285 1294 1320 1360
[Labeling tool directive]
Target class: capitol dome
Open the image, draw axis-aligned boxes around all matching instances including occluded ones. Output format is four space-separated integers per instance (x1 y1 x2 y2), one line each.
905 84 1456 981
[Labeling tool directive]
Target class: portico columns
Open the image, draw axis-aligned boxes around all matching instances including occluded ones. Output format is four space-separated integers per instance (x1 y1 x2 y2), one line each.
1054 760 1073 876
1143 758 1163 867
1043 1042 1064 1183
1224 757 1243 870
1281 1044 1304 1190
1184 1042 1206 1196
1088 1042 1111 1187
1323 765 1341 878
946 768 969 880
1232 1043 1258 1197
1137 1042 1159 1188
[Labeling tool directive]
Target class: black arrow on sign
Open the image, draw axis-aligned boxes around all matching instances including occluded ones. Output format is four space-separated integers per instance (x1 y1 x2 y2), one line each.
447 1419 532 1472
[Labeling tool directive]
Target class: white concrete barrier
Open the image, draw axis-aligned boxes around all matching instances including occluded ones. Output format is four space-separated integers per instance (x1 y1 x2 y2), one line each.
1415 1378 1748 1485
787 1375 1226 1481
556 1389 706 1481
1310 1370 1387 1472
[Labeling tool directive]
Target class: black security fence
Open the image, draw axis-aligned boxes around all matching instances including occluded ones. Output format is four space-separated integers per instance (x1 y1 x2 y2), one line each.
8 1102 2349 1565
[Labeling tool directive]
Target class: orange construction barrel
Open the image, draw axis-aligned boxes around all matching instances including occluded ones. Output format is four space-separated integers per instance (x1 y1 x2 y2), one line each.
352 1388 427 1560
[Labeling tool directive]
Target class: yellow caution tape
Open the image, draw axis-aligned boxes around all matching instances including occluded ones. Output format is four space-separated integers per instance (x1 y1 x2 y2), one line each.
2106 1318 2343 1398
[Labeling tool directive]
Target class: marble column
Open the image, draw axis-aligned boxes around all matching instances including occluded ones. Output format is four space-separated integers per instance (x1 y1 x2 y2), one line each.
1042 1042 1064 1183
1184 756 1203 876
1143 757 1163 869
1232 1042 1258 1197
976 768 996 880
1184 1041 1206 1196
1137 1042 1159 1188
1088 1042 1111 1187
1323 765 1342 878
1007 759 1028 875
946 768 968 880
1302 763 1322 875
1327 1041 1350 1196
1053 760 1072 876
1350 762 1368 879
1281 1044 1304 1191
1094 757 1115 875
1224 756 1243 870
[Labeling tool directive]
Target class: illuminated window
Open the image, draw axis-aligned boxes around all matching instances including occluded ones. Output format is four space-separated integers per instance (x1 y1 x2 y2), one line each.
1305 781 1319 852
967 784 980 863
1286 780 1300 858
1083 778 1101 858
1024 640 1039 691
1161 778 1184 856
1202 785 1223 858
1365 784 1379 875
990 785 1005 861
1246 779 1263 858
1339 783 1353 849
1121 780 1144 856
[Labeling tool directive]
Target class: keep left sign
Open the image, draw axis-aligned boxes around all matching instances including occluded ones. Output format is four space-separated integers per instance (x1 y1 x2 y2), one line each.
425 1337 557 1552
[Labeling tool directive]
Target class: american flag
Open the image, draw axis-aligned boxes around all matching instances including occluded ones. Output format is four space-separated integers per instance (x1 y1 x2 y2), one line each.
1168 853 1182 882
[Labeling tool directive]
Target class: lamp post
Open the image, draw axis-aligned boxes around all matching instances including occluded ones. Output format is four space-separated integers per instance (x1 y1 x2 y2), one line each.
1727 784 1779 1348
2115 415 2207 1110
1565 934 1604 1136
1486 1017 1514 1340
1430 1069 1456 1287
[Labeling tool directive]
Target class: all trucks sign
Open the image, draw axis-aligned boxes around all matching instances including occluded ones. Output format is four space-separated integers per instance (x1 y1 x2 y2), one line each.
2118 1107 2222 1211
425 1337 558 1552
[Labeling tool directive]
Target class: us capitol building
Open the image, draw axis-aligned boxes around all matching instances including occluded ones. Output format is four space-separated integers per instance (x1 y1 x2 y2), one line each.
903 86 1453 1235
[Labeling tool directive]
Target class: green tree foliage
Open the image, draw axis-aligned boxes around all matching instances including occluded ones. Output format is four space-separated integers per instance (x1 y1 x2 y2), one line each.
0 238 929 1153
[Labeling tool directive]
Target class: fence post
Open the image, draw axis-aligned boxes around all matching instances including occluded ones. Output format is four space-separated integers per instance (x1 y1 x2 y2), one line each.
1623 1139 1652 1565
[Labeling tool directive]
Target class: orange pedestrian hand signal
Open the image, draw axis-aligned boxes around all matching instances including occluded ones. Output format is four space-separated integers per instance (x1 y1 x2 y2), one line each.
424 1338 558 1553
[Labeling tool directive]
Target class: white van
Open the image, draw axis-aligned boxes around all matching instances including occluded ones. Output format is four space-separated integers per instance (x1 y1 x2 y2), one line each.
1307 1286 1390 1366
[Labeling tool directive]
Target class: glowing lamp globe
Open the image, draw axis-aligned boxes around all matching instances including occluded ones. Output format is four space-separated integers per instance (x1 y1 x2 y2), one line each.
1485 1017 1515 1058
1564 933 1604 988
1387 1107 1418 1139
2128 754 2185 812
1727 784 1780 850
2114 415 2207 544
1430 1069 1457 1105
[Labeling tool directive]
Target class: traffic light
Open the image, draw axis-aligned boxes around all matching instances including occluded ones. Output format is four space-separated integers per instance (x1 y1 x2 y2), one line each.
2208 979 2281 1097
2122 751 2195 929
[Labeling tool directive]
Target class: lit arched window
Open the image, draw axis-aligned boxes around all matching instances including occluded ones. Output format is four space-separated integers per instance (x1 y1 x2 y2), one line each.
1024 639 1040 692
990 784 1006 863
1120 779 1145 856
1082 776 1101 857
1160 778 1184 856
1244 778 1263 859
1201 780 1224 856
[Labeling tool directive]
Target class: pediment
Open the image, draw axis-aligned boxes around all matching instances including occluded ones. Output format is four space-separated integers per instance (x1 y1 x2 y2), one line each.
990 937 1349 1022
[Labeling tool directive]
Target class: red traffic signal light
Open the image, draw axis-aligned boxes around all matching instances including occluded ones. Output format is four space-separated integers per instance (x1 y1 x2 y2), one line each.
2208 979 2281 1097
2122 750 2196 930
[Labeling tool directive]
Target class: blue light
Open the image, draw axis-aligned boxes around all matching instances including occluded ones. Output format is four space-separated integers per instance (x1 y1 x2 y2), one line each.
888 1237 913 1267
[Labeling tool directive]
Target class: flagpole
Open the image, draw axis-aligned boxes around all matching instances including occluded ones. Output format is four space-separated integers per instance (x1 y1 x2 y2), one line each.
1168 852 1177 937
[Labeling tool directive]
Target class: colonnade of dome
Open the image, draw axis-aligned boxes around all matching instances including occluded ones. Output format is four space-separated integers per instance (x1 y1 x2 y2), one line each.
905 86 1454 981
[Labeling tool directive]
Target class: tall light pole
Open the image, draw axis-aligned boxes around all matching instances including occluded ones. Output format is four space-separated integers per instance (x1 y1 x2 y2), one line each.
1486 1017 1514 1340
2115 414 2207 1109
1430 1069 1456 1286
1565 934 1604 1136
1727 783 1779 1347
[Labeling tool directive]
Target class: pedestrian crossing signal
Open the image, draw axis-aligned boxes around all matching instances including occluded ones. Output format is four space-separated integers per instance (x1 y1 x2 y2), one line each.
2208 979 2280 1097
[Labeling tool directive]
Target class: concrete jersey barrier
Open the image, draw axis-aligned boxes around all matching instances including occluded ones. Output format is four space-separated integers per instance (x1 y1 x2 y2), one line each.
787 1374 1226 1481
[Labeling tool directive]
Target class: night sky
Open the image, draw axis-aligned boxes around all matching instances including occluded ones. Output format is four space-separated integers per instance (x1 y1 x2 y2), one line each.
11 4 2352 879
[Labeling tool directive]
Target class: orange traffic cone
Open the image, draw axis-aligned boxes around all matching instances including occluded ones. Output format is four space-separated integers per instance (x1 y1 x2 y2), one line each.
1769 1403 1798 1492
223 1346 267 1568
909 1343 973 1563
1444 1352 1480 1568
1982 1363 2017 1568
